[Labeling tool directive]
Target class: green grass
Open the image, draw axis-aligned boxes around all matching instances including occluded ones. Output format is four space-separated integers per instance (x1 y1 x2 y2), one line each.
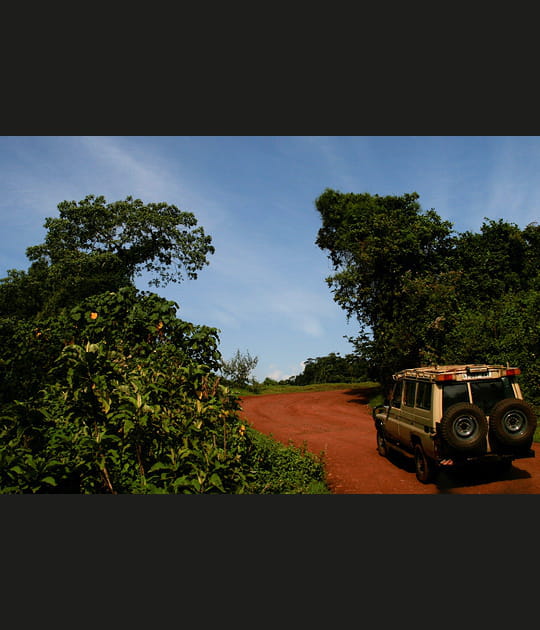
244 428 330 494
234 381 381 397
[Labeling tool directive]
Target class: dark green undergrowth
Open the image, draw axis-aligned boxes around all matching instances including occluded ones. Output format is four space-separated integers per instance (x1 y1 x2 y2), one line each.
244 428 329 494
0 288 334 493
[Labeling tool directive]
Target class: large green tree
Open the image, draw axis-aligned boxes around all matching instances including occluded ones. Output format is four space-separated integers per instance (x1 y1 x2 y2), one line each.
315 188 540 400
0 194 215 318
315 189 455 385
440 220 540 406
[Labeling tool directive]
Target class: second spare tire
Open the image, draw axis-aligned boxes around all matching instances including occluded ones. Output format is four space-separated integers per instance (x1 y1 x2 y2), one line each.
488 398 537 448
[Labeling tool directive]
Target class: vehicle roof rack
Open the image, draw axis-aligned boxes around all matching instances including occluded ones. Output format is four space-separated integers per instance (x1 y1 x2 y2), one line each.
393 364 520 382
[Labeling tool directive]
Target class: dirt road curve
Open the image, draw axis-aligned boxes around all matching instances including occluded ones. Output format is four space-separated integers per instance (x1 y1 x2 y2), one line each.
240 388 540 494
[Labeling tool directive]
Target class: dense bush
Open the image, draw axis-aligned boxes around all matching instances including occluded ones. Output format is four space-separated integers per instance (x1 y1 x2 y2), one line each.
243 429 329 494
0 287 329 493
0 194 331 493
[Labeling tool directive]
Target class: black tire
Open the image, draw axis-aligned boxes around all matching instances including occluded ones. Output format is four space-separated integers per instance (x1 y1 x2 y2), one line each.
440 402 488 453
376 428 389 457
489 398 537 448
414 444 435 484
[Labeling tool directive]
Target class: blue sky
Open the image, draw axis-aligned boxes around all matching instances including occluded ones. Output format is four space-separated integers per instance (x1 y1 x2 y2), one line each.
1 136 539 381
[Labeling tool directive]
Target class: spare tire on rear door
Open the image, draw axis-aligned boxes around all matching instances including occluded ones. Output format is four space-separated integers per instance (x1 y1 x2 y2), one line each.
440 402 488 453
488 398 537 448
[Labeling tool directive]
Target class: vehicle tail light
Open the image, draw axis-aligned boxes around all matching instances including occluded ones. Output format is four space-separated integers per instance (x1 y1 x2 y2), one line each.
504 367 521 376
436 373 455 382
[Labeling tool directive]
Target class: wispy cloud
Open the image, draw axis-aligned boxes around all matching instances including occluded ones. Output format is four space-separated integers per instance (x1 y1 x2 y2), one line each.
76 136 230 231
78 136 163 192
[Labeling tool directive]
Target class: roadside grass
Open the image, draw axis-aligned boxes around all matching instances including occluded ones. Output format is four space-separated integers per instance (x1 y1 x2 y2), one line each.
235 381 381 397
245 428 330 494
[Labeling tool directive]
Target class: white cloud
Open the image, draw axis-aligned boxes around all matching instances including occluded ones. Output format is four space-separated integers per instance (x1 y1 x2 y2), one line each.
266 369 287 381
265 361 305 382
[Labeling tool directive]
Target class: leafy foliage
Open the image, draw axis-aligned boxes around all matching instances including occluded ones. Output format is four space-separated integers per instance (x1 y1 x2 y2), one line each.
292 352 369 385
315 188 540 404
243 429 329 494
0 287 329 493
0 194 330 493
220 349 259 387
27 194 215 287
0 288 239 493
0 194 215 318
315 189 454 387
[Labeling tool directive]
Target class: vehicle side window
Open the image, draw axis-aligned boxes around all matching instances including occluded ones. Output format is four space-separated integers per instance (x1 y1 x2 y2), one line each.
404 380 416 407
391 381 403 408
443 382 469 412
416 381 432 410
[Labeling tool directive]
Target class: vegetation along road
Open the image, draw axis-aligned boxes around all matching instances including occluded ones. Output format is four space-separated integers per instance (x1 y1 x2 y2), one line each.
240 388 540 494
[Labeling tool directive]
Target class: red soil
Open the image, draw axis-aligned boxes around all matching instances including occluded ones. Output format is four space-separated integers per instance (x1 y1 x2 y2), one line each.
240 388 540 494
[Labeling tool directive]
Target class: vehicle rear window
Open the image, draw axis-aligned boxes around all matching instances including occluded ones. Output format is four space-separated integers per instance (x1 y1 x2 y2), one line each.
443 382 469 411
470 378 513 415
442 377 514 414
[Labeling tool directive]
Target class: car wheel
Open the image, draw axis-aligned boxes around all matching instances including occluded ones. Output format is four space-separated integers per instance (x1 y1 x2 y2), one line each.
414 444 435 484
440 402 488 453
489 398 537 448
376 429 389 457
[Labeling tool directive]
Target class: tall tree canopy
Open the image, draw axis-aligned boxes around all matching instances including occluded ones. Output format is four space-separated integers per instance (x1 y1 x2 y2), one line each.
315 189 455 383
315 189 454 324
0 195 215 318
315 188 540 403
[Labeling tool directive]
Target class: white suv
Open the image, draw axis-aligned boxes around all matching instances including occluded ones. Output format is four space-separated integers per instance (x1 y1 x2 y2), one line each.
373 364 537 483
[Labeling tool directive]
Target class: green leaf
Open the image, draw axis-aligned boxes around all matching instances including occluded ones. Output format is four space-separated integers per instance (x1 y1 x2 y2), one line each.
148 462 170 472
209 472 225 492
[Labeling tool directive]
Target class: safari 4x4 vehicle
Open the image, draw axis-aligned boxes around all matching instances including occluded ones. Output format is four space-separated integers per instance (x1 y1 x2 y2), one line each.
373 364 537 484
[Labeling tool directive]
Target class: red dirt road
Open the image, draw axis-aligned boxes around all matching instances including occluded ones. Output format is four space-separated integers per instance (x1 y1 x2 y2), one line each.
240 388 540 494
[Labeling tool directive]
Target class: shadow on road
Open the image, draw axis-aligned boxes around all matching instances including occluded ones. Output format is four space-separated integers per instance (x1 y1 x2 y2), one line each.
435 462 531 493
342 387 380 405
384 449 531 493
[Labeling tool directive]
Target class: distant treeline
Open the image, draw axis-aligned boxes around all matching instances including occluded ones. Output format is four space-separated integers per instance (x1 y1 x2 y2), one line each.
288 352 369 386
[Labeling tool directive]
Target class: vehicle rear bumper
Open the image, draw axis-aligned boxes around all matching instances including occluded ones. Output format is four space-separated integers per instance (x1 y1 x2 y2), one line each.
436 448 535 467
